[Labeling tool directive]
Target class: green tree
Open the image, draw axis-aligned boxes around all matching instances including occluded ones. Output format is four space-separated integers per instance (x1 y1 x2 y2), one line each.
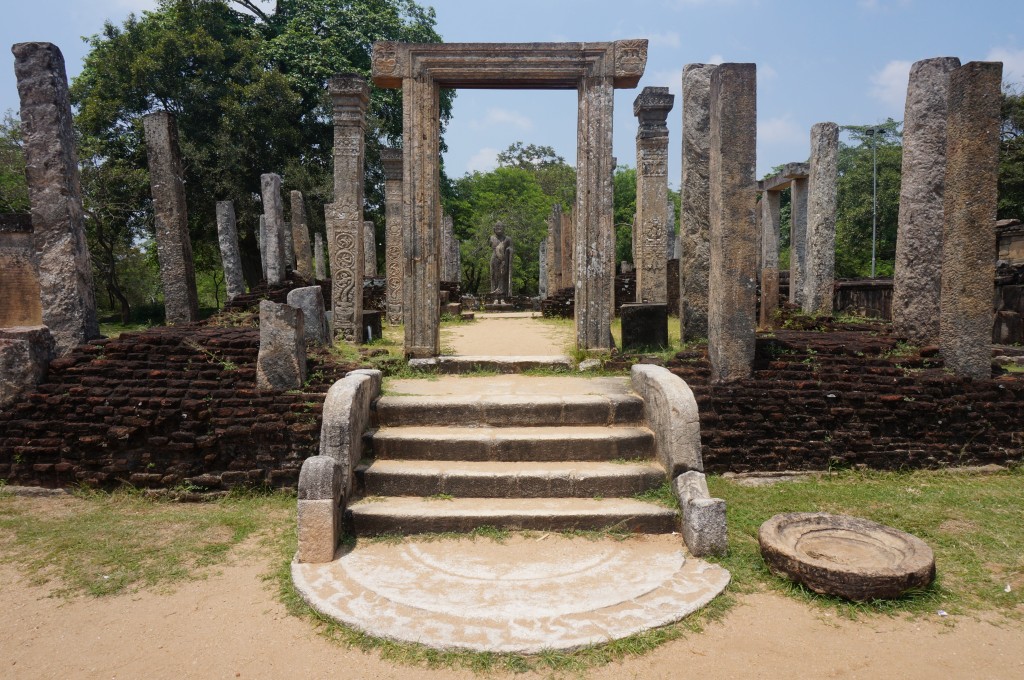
999 85 1024 220
613 165 636 266
835 120 903 278
0 111 29 214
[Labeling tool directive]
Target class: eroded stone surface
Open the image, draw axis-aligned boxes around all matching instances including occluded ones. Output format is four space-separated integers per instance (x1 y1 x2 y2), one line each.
0 326 55 408
893 58 960 344
674 471 727 557
707 64 757 382
633 86 674 304
630 364 702 475
260 173 287 285
363 220 377 277
940 62 1002 379
215 200 246 300
314 232 326 281
804 122 839 316
256 300 306 391
292 534 729 652
286 286 330 346
758 512 936 601
381 147 403 324
290 191 315 282
680 63 717 341
13 42 99 354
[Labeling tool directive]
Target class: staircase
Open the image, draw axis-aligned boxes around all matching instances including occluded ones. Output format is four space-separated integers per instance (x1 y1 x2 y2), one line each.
347 375 678 535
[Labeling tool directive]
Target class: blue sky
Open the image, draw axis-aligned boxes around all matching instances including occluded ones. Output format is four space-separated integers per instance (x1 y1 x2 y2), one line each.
2 0 1022 185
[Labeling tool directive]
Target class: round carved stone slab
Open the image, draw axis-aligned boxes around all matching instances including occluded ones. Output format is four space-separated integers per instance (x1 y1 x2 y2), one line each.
758 512 936 601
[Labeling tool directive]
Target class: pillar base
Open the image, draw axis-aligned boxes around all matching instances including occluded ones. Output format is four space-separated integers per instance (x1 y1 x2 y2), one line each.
621 303 668 351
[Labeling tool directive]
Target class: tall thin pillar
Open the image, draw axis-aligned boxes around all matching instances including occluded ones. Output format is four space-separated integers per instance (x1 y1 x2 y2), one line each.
633 86 674 304
804 122 839 316
574 74 616 350
327 74 368 343
707 63 757 382
314 232 326 281
290 190 315 281
364 221 377 277
680 63 717 341
260 173 286 286
381 147 404 325
215 200 246 300
760 190 781 327
143 111 199 323
893 57 961 343
940 61 1002 379
12 42 98 353
789 178 808 305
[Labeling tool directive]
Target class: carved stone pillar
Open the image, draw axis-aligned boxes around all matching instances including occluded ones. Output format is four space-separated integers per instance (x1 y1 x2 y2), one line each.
381 147 404 325
327 74 368 343
633 86 674 304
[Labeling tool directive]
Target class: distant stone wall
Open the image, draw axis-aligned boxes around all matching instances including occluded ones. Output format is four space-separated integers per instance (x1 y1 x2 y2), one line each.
669 329 1024 472
0 324 357 490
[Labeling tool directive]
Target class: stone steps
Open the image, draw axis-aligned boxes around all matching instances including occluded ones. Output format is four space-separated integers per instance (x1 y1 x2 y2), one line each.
369 424 655 461
375 393 644 427
346 497 678 535
357 459 665 497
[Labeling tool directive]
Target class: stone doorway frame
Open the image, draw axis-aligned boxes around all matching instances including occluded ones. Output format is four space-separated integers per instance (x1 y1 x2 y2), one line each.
371 40 648 357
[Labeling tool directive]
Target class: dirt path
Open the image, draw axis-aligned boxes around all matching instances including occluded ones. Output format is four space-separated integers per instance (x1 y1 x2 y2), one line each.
3 547 1023 680
443 313 572 356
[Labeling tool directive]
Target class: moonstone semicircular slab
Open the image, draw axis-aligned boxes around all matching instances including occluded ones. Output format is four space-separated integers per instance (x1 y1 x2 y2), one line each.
292 535 730 653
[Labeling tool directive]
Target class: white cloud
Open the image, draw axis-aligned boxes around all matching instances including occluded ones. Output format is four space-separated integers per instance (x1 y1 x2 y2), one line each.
759 115 804 145
707 54 725 65
760 64 778 80
869 59 912 109
466 147 499 174
470 108 533 131
987 46 1024 86
644 68 684 98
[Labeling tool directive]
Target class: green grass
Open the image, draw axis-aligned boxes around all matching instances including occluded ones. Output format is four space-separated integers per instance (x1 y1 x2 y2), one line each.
706 468 1024 618
0 488 294 597
98 320 154 338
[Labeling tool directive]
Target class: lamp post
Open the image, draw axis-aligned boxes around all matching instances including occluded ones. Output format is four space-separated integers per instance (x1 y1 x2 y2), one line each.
865 125 883 279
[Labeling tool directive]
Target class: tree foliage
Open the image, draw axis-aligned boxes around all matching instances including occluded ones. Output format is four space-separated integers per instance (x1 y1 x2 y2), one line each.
0 112 29 214
69 0 449 318
999 85 1024 220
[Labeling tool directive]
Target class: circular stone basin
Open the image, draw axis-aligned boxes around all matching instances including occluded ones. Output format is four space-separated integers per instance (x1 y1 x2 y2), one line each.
758 512 935 601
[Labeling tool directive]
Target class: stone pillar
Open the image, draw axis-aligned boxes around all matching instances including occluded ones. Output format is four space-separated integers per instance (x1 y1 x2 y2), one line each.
364 220 377 277
561 207 574 292
940 61 1002 379
539 239 548 298
760 190 781 328
284 221 295 271
667 198 676 260
546 203 562 294
287 286 330 347
893 57 961 343
260 173 287 286
143 111 200 324
258 214 268 280
707 63 757 382
256 300 306 391
789 178 808 305
403 73 442 357
804 122 839 316
12 42 99 354
574 75 616 350
314 232 326 281
633 86 674 304
327 74 368 343
215 200 246 300
290 191 315 282
381 147 404 325
439 214 455 282
680 63 717 341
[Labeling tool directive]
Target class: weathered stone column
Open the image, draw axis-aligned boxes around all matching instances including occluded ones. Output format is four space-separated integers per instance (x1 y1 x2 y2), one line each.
546 203 562 294
633 86 674 304
440 214 456 282
804 122 839 316
539 239 548 298
314 232 326 281
789 177 808 305
284 221 295 271
707 63 757 382
290 191 314 282
760 190 781 328
402 73 442 356
575 75 616 350
258 214 268 280
666 199 676 260
260 173 287 285
12 42 99 353
364 221 377 277
380 147 404 325
143 111 200 324
940 61 1002 379
215 200 246 300
561 207 574 292
680 63 717 341
893 57 961 343
327 74 369 343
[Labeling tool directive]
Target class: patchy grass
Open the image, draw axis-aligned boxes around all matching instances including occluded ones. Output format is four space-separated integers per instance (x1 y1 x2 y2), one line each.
706 468 1024 618
0 488 294 597
98 320 155 338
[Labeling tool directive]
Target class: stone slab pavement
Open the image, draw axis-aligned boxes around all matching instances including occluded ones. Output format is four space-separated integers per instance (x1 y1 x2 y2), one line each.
292 534 730 653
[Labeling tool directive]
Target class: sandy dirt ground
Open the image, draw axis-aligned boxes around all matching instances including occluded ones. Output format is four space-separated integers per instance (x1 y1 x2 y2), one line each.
443 314 572 356
3 541 1023 680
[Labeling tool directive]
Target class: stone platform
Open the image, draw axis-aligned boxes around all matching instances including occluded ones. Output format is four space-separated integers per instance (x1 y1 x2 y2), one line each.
292 534 730 652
